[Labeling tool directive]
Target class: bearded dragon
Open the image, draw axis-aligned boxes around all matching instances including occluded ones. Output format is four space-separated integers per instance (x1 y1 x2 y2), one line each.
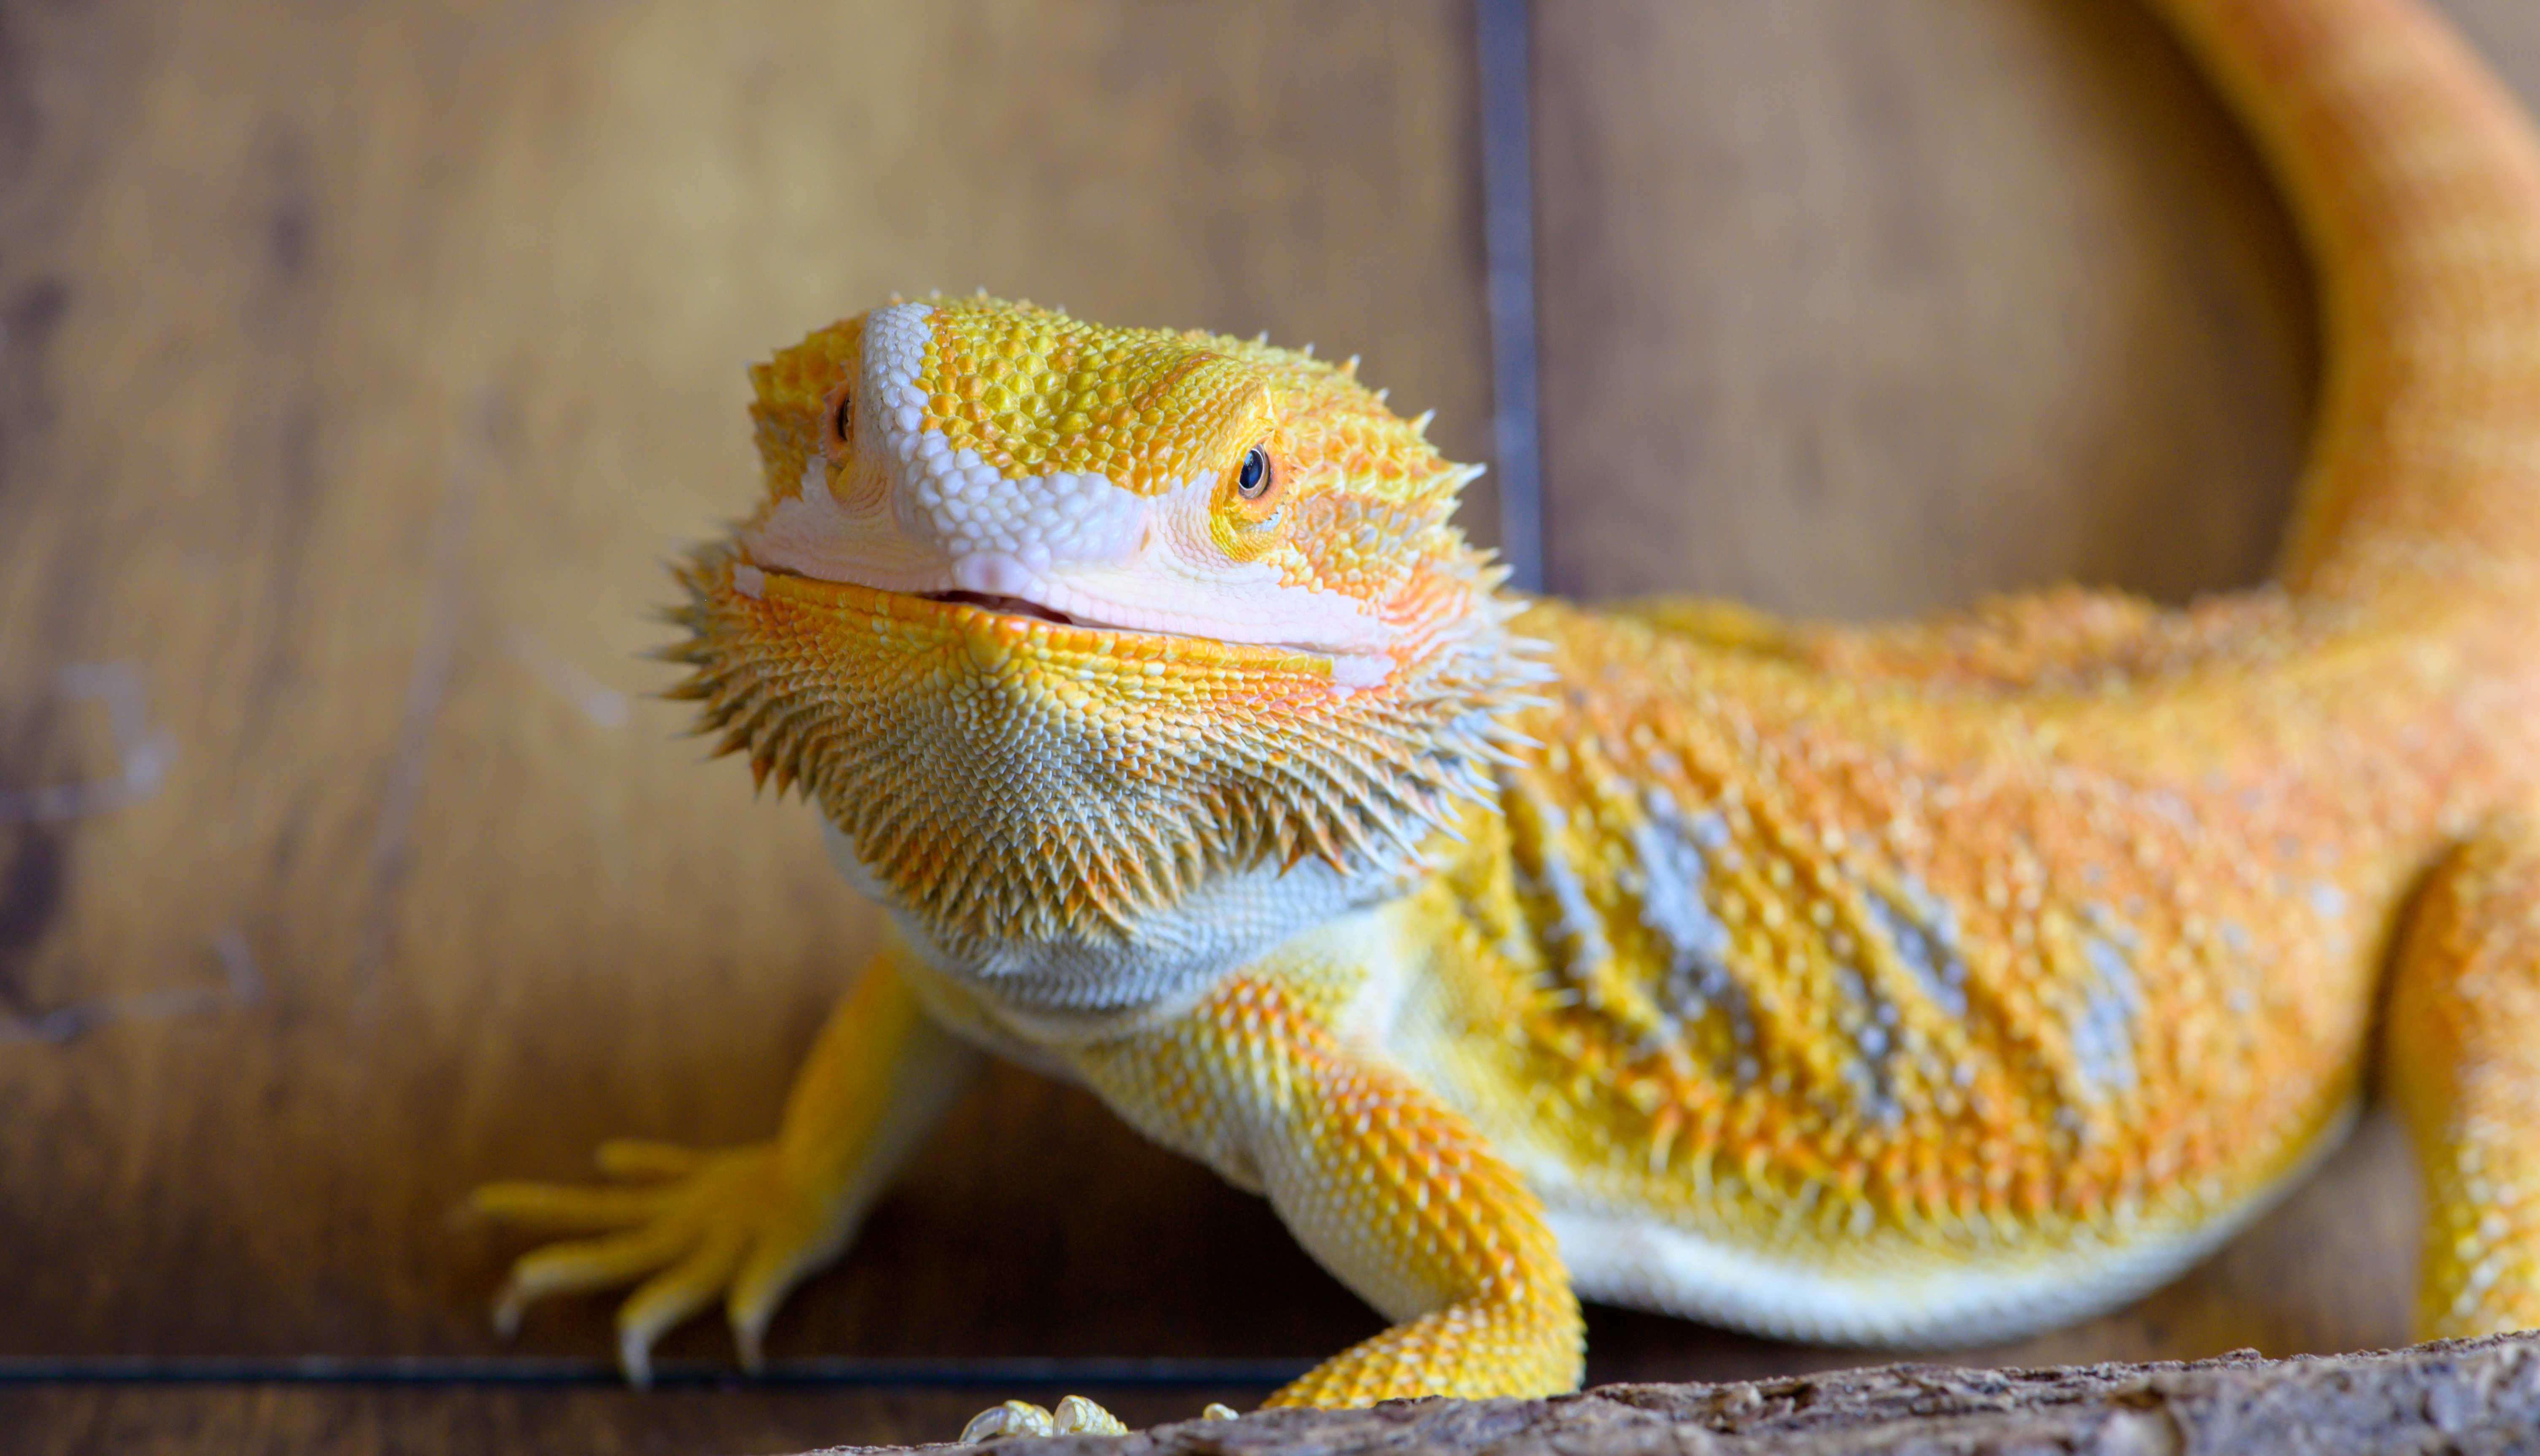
471 0 2540 1432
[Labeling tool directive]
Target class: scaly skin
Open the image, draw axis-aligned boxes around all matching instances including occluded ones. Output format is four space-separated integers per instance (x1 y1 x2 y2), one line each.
474 0 2540 1417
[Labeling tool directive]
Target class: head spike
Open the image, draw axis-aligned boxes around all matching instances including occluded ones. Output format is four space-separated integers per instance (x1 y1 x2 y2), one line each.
1300 342 1314 359
1412 408 1436 437
1341 354 1360 377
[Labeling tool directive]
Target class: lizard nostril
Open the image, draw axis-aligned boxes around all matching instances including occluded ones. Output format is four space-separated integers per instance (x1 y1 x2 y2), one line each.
821 383 854 459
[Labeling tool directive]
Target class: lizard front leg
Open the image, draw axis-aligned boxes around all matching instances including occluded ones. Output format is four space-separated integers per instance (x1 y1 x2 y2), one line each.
2385 817 2540 1337
1074 971 1584 1407
470 941 978 1380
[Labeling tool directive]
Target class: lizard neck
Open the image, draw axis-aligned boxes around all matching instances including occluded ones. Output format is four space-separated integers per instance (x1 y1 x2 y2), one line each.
826 818 1424 1020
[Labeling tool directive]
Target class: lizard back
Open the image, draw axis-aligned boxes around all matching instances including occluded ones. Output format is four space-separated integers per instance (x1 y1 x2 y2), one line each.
1379 0 2540 1342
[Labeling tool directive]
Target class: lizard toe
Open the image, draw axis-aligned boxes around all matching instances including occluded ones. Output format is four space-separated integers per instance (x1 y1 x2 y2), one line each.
475 1138 855 1378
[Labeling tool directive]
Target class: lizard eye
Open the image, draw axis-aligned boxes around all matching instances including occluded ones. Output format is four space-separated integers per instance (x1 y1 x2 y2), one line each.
1235 446 1272 499
821 383 854 458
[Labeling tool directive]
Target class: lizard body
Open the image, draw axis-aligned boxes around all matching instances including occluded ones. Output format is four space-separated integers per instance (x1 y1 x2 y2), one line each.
476 0 2540 1420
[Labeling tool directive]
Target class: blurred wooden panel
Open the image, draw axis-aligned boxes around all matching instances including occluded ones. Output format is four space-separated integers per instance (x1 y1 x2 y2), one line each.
0 0 1480 1385
1535 0 2315 617
1532 0 2540 1379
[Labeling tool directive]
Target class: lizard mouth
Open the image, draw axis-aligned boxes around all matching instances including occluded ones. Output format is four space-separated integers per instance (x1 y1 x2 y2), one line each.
729 555 1401 690
923 590 1077 627
740 558 1240 644
718 558 1402 690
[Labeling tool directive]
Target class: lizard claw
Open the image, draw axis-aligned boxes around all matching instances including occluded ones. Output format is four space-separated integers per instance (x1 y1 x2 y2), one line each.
471 1138 846 1383
961 1401 1054 1441
960 1396 1128 1441
1053 1397 1131 1434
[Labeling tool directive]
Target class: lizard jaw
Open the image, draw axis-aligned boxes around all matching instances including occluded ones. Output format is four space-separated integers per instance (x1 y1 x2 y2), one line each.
926 590 1076 626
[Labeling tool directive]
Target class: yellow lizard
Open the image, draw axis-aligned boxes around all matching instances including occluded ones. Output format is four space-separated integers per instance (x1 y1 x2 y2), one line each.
473 0 2540 1432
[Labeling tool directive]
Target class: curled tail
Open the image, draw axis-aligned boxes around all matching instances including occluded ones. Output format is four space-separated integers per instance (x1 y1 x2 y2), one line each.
2153 0 2540 595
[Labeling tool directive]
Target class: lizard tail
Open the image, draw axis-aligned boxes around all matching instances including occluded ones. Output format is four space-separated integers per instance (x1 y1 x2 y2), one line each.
2151 0 2540 596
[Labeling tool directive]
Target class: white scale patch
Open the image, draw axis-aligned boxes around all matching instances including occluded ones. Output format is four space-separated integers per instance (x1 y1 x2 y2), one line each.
2072 935 2144 1100
1862 876 1971 1019
1627 786 1965 1115
1522 793 1614 1004
2068 903 2145 1105
1628 785 1757 1086
1830 962 1906 1126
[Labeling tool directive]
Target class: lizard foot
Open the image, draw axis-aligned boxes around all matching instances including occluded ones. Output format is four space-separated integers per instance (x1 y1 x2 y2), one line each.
959 1399 1238 1441
468 1137 847 1384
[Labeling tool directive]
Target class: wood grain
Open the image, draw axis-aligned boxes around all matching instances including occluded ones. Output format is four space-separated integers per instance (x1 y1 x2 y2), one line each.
1535 0 2318 618
1534 0 2540 615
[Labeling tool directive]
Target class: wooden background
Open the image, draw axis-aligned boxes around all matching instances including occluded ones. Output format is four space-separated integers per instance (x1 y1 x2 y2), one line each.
5 1 2537 1452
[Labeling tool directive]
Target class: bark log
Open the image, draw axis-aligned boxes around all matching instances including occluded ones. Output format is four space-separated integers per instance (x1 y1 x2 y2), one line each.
822 1334 2540 1456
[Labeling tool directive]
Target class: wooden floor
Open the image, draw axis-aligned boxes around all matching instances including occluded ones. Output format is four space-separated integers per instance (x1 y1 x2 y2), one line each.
5 1 2537 1452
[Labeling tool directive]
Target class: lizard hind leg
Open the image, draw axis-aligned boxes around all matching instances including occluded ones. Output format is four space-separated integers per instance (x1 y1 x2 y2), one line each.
2384 815 2540 1337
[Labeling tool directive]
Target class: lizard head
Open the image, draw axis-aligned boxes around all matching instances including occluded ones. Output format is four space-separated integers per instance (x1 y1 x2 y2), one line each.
672 296 1539 963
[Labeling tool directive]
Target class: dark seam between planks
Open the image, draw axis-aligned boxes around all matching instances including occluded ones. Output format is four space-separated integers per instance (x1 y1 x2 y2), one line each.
1476 0 1545 595
0 1356 1314 1390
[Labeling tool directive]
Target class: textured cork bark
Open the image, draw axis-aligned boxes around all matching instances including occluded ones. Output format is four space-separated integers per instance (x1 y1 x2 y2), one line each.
822 1335 2540 1456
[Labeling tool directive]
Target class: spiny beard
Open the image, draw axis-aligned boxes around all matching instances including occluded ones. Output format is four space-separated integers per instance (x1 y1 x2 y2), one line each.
664 542 1547 954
